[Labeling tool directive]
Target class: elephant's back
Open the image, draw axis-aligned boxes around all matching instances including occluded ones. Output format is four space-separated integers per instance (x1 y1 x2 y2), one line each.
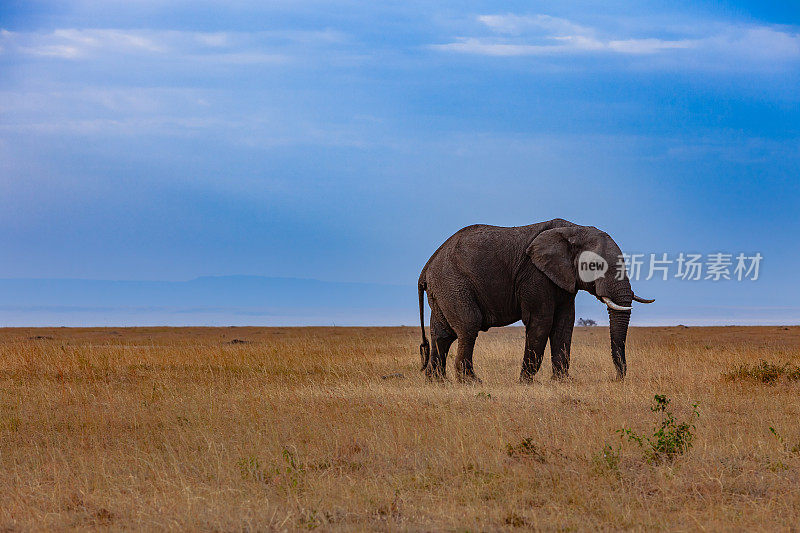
421 225 511 274
419 219 577 293
420 225 523 293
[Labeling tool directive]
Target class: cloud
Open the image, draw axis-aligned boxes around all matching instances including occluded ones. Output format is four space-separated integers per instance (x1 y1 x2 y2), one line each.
432 13 800 65
606 38 695 54
432 35 695 56
477 14 591 36
432 39 565 56
0 82 390 151
704 26 800 61
6 28 163 58
0 27 346 63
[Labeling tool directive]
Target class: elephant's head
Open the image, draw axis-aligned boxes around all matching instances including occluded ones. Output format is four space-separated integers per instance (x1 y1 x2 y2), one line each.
526 225 653 379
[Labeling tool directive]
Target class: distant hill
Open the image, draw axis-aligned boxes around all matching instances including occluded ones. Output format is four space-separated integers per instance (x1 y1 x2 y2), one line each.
0 276 417 326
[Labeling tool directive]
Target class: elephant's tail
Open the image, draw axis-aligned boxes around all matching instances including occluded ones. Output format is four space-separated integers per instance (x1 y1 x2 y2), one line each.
418 280 430 371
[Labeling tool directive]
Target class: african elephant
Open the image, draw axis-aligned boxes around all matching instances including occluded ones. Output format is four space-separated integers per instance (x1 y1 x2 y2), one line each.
417 219 653 383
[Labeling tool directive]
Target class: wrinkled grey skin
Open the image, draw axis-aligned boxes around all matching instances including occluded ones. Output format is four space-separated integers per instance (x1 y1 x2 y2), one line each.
418 219 635 383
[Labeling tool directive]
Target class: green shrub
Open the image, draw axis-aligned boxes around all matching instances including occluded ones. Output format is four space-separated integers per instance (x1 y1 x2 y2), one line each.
282 447 306 489
592 443 621 475
237 447 306 491
769 426 800 455
619 394 699 463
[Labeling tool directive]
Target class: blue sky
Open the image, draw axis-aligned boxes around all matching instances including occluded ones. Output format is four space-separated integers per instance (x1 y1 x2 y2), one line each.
1 0 799 325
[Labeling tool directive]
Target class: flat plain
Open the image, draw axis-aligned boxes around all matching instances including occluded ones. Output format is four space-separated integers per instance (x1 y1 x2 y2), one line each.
1 325 799 531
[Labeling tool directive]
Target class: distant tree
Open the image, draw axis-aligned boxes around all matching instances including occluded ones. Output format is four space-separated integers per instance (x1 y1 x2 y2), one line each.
577 318 597 327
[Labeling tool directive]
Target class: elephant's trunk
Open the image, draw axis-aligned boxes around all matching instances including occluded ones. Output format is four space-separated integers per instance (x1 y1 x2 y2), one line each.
603 275 632 380
609 308 630 379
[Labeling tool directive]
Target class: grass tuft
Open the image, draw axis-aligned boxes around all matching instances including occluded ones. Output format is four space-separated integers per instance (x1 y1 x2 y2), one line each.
506 437 546 462
724 360 800 384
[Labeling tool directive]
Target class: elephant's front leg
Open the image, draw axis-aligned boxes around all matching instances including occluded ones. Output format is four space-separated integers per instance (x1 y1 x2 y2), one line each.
520 315 553 383
454 333 481 383
549 298 575 380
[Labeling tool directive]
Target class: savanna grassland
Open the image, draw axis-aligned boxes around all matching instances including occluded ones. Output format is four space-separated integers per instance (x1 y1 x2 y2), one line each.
1 326 799 531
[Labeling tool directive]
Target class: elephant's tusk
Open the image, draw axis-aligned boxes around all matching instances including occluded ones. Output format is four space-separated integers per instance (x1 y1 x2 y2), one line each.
602 297 633 311
632 294 655 304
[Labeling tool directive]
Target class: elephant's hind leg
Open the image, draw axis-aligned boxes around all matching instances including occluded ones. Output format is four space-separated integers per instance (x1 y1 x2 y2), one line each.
427 305 456 381
430 286 483 383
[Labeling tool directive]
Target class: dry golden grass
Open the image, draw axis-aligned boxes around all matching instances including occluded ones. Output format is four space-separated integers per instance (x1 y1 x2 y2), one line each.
1 325 799 531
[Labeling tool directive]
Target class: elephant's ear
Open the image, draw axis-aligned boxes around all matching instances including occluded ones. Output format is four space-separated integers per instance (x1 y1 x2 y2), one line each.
526 227 578 293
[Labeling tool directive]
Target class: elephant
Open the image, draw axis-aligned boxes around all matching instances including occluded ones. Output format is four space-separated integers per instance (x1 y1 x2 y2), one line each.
417 218 653 383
